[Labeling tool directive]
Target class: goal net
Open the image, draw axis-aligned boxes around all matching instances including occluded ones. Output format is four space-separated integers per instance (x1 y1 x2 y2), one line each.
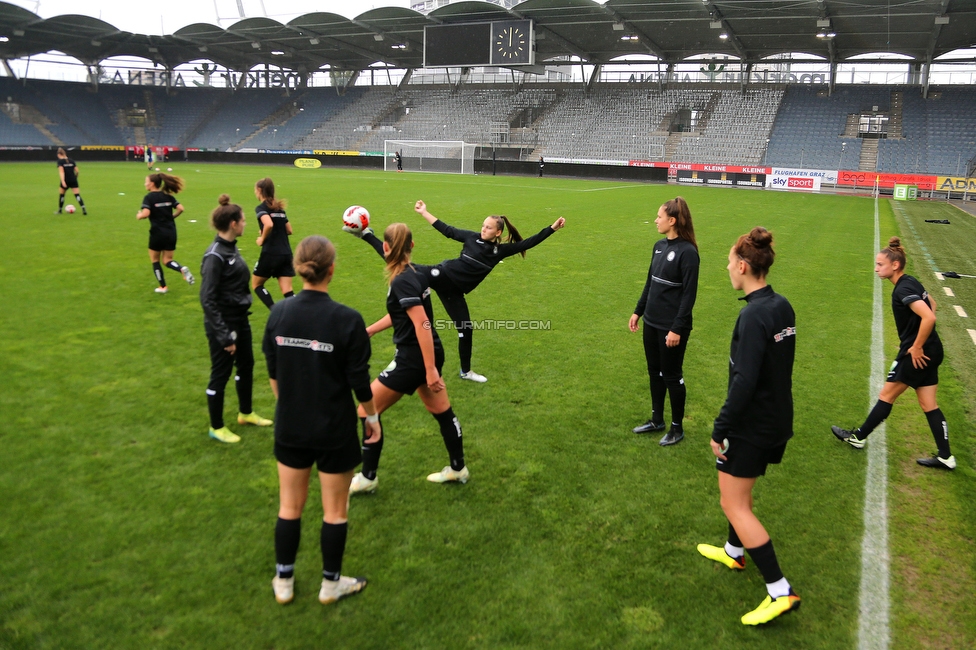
384 140 475 174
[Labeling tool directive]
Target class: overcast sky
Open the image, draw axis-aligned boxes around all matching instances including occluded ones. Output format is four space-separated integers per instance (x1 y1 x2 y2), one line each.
9 0 412 34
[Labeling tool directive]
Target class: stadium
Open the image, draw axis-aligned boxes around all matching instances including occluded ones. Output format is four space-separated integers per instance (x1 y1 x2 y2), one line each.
1 0 974 647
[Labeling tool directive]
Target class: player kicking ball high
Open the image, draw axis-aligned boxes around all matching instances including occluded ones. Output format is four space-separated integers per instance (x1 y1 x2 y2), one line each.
831 237 955 469
698 228 801 626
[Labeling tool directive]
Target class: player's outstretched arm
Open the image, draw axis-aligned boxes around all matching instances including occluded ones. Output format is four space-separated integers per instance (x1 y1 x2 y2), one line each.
414 200 438 226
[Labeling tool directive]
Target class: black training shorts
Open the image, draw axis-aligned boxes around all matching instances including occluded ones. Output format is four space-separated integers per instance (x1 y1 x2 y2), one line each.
886 346 942 389
274 434 362 474
716 437 787 478
377 343 445 395
253 253 295 279
60 181 78 190
149 228 177 252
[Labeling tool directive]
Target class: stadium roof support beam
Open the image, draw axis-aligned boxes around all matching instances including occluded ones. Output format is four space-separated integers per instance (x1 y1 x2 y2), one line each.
2 58 15 79
586 64 601 91
597 5 666 61
397 67 413 92
508 8 592 62
922 0 951 97
701 0 747 61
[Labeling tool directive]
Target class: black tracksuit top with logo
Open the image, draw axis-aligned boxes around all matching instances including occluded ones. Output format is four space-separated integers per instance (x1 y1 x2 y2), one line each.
262 291 372 449
431 219 555 294
712 285 796 449
891 274 941 358
200 235 252 346
255 201 292 256
634 236 700 335
141 191 181 237
388 264 442 348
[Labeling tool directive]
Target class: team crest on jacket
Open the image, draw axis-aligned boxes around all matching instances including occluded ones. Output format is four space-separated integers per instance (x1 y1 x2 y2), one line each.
493 246 498 254
667 251 676 261
431 268 440 277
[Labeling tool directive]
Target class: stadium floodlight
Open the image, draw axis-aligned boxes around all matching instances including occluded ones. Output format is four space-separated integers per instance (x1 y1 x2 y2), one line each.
385 140 475 175
719 32 729 40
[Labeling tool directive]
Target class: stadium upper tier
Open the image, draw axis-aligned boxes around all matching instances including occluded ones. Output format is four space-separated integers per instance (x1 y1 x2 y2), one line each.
1 78 973 176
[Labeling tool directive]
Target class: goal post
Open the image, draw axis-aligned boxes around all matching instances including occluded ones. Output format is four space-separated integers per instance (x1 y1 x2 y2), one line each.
384 140 475 174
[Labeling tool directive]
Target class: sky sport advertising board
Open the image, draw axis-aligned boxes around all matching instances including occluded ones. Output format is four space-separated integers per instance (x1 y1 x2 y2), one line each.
767 176 822 191
766 167 838 186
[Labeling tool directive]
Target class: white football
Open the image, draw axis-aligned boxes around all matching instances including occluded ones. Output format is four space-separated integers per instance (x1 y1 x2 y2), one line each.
342 205 370 233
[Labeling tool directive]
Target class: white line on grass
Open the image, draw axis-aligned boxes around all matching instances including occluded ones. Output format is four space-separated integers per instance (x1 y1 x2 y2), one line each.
944 287 955 297
858 192 890 650
968 329 976 345
953 305 968 318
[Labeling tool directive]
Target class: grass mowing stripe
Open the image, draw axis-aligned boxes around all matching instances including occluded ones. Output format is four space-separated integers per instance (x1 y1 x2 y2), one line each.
858 191 890 650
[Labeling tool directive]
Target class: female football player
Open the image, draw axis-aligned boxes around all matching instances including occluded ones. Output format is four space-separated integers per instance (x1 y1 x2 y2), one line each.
56 148 86 215
831 237 955 469
348 222 468 495
629 197 700 446
199 194 272 443
347 200 566 383
263 235 379 606
136 172 193 293
252 177 295 309
697 227 800 626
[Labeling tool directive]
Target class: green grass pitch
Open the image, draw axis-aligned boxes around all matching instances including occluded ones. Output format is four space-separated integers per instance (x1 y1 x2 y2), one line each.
0 162 973 648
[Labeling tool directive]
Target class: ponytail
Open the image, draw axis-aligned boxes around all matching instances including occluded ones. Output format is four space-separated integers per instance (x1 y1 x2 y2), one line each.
149 172 184 194
733 227 775 278
294 235 336 284
491 215 526 258
255 177 286 212
57 147 67 157
879 236 906 271
211 194 243 232
661 197 697 251
384 223 413 283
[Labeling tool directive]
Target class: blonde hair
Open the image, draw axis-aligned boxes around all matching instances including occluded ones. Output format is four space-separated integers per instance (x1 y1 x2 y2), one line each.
294 236 335 284
384 223 413 283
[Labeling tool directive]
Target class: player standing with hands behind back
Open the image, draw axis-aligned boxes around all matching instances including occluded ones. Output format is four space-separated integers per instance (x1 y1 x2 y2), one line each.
697 227 800 626
200 195 273 444
263 235 378 606
136 172 194 294
629 197 699 446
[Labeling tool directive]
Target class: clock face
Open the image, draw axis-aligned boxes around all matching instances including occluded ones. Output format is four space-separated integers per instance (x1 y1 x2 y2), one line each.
495 26 526 60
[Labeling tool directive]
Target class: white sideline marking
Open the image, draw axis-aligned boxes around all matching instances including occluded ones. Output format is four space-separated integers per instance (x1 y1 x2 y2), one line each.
968 329 976 345
943 287 954 297
953 305 968 318
859 193 890 650
935 272 944 281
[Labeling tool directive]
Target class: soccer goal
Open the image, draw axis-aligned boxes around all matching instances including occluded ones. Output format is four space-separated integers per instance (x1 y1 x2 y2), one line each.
385 140 475 174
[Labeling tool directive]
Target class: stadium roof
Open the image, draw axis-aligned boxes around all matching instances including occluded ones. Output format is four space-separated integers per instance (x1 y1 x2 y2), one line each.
0 0 974 72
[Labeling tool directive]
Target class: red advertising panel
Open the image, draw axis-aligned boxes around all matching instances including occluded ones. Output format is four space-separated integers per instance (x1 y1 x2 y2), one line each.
836 170 937 190
629 161 771 175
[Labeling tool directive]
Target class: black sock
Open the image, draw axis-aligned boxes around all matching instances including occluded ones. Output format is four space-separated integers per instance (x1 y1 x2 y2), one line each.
360 416 383 480
235 372 252 415
727 521 742 549
433 407 465 471
746 539 784 584
283 291 294 298
666 378 686 428
858 399 893 437
649 372 666 423
255 286 274 309
74 193 85 209
152 261 166 287
207 389 224 429
924 408 952 458
165 260 182 272
321 521 348 582
58 194 65 210
275 517 301 578
458 329 473 374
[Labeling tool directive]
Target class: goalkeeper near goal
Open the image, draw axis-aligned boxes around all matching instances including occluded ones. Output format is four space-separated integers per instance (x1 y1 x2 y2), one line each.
346 200 565 383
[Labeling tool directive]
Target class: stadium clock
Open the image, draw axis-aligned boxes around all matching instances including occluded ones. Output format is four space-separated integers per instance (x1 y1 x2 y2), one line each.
491 21 531 65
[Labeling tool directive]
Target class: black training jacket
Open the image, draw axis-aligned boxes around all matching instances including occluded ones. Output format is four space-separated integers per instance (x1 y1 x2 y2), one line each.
432 220 555 294
200 235 252 347
634 237 700 335
712 285 796 449
263 291 372 449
